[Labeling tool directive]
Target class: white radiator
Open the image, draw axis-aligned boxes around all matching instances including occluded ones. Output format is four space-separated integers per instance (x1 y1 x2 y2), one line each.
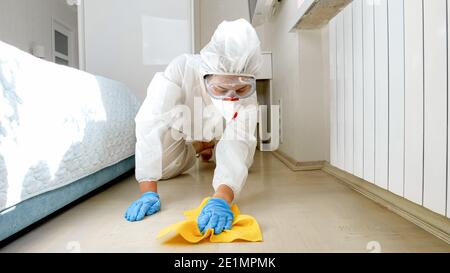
329 0 450 218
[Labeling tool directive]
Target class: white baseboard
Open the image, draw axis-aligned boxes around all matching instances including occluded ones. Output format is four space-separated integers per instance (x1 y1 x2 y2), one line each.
271 151 450 244
322 163 450 245
271 150 325 171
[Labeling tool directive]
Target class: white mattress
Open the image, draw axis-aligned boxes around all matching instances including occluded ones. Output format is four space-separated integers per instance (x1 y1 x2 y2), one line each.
0 41 140 211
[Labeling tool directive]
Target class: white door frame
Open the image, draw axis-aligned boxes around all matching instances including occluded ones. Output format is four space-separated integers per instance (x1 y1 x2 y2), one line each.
77 0 86 70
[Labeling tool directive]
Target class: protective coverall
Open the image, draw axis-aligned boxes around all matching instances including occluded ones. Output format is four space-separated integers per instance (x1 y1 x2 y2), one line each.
134 19 262 199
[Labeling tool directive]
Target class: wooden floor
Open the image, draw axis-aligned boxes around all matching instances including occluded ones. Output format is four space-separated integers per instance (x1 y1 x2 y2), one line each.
1 151 449 252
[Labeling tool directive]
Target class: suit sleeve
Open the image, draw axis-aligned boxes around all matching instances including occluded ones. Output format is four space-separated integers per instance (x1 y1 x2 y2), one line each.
212 94 258 199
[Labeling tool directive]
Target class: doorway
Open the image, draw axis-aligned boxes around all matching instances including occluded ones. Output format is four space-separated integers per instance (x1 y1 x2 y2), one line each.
52 18 75 67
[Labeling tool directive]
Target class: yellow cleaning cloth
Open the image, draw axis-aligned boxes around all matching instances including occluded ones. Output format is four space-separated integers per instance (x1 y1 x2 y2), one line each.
157 197 263 243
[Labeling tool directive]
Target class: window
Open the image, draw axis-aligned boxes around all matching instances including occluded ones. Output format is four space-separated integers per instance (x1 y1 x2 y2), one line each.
52 19 73 67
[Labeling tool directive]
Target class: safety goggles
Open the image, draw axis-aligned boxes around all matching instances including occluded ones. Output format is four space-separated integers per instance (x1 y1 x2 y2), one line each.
204 74 256 101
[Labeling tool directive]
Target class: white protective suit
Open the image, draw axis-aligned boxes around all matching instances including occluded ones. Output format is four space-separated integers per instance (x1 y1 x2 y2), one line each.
134 19 262 198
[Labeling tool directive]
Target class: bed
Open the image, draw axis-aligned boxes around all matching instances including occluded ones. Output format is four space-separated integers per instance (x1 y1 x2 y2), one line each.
0 41 139 242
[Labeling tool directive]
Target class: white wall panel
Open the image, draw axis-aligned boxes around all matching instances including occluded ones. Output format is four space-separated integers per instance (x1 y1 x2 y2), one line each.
336 13 346 170
404 0 424 206
363 0 375 183
374 0 389 190
423 0 447 215
329 17 338 167
344 5 354 174
388 0 405 196
353 0 364 178
447 0 450 218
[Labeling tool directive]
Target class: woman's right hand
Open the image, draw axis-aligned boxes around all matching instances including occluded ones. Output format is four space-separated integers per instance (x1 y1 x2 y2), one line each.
124 192 161 222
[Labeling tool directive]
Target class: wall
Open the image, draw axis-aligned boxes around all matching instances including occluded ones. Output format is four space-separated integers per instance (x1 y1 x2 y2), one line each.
85 0 331 164
0 0 79 68
329 0 450 218
196 0 330 163
196 0 251 51
82 0 193 101
256 0 330 162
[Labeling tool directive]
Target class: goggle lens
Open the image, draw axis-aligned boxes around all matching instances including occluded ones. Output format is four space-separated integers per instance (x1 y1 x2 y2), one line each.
205 75 256 99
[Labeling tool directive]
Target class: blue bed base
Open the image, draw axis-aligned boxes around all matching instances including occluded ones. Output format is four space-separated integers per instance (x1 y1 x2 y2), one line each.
0 156 135 242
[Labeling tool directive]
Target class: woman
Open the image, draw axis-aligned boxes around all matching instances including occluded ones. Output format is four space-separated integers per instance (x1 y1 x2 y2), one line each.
124 19 262 235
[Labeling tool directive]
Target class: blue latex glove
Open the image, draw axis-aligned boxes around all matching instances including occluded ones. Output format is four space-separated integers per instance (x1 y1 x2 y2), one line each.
197 198 234 235
124 192 161 222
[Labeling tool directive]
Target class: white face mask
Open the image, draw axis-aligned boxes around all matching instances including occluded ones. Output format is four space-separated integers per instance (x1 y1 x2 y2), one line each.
211 98 242 123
